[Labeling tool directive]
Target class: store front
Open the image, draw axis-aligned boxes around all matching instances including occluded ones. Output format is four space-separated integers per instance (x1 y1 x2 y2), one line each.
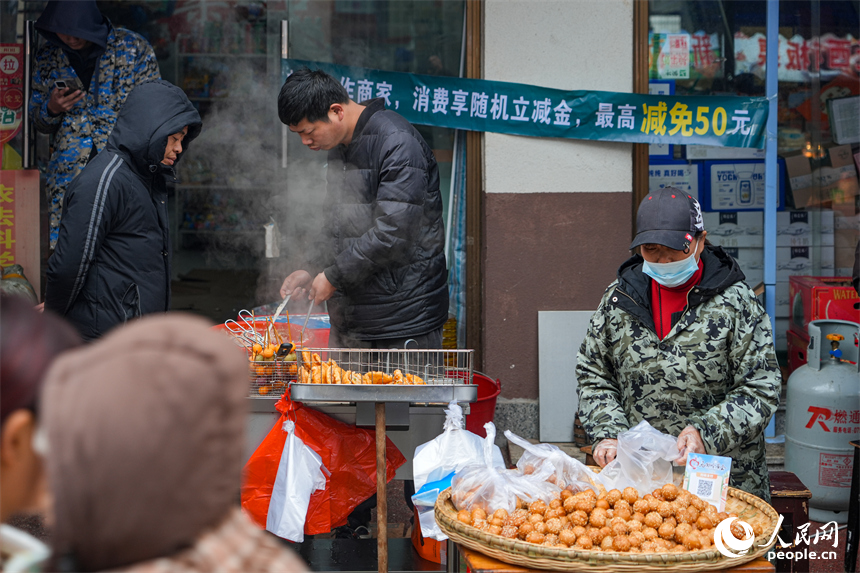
1 0 858 441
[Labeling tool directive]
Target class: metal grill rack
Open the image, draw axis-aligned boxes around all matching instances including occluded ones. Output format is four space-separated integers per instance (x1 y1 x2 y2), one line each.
289 348 476 404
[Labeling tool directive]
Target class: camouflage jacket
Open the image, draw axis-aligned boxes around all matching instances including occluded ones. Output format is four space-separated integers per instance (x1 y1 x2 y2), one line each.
576 246 781 501
30 25 160 247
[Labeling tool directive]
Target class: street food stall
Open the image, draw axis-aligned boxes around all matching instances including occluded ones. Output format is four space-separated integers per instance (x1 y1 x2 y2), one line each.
220 311 478 572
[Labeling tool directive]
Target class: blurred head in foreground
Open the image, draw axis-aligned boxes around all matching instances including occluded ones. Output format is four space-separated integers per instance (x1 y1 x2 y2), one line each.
41 313 309 572
0 294 81 523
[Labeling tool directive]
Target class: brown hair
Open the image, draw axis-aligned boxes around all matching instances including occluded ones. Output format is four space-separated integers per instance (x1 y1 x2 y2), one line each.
0 294 81 424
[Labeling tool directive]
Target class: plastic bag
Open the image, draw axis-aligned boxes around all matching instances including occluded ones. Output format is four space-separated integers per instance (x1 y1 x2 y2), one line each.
413 401 504 493
242 393 406 536
594 419 680 493
504 430 600 494
266 420 329 542
451 422 561 514
411 473 455 541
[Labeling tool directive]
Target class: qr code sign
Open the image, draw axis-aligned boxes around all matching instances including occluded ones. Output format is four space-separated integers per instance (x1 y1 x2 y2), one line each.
695 477 716 498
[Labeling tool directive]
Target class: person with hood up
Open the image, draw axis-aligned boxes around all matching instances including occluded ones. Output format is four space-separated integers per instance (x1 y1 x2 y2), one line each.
576 187 781 501
45 80 201 341
30 0 161 249
38 314 310 572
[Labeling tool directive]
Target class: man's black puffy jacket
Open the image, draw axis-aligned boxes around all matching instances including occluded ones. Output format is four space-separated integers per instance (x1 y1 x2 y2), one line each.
45 80 201 340
319 98 448 339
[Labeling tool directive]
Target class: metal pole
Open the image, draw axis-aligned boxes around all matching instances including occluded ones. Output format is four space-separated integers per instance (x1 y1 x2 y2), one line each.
280 20 289 169
763 0 779 440
23 21 34 168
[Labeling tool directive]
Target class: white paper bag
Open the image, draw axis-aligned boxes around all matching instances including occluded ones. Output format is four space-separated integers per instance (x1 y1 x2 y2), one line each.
266 420 328 542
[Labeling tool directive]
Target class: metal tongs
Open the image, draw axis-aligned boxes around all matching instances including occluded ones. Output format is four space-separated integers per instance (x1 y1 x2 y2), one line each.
224 310 264 347
300 297 314 341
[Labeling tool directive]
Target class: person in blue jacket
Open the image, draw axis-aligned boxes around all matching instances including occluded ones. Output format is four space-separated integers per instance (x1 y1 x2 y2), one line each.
45 80 201 341
30 0 161 249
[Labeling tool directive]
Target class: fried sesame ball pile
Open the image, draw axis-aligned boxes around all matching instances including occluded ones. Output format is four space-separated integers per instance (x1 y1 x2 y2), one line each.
455 483 761 553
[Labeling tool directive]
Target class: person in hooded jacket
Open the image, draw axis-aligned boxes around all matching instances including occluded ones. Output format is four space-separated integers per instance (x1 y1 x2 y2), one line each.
276 68 448 350
576 187 781 502
44 80 201 341
39 314 310 573
30 0 161 249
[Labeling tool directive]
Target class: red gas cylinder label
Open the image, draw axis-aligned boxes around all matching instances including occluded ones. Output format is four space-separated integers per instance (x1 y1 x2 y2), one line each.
805 406 860 434
819 453 854 488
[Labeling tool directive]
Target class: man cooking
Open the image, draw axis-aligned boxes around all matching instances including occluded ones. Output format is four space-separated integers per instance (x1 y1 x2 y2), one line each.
277 68 448 351
276 68 448 536
576 187 781 501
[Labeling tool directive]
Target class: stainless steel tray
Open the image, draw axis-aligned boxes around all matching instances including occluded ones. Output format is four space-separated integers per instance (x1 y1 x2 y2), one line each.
288 382 478 404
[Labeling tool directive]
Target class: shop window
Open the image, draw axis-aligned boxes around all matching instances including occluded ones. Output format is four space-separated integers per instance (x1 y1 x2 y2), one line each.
646 0 860 363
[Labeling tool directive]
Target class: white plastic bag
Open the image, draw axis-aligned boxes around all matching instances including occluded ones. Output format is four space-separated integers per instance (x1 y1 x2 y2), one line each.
266 420 329 542
452 422 561 514
595 419 680 493
413 401 504 492
504 430 600 494
412 402 504 540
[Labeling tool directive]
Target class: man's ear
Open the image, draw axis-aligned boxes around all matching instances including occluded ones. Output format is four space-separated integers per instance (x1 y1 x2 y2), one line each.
0 410 36 468
329 103 345 120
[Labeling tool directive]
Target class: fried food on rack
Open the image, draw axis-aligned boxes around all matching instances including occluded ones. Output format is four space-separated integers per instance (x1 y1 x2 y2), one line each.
298 354 428 385
405 373 425 385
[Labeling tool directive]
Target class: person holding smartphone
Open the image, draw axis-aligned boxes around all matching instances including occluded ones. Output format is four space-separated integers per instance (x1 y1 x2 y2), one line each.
30 0 161 249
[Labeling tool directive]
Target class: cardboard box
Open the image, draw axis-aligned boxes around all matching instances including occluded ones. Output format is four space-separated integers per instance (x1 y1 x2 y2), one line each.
836 246 858 269
790 145 860 208
703 160 785 212
722 247 764 288
784 154 813 193
788 276 860 337
776 281 790 318
704 211 763 248
685 145 765 161
774 318 789 353
649 160 701 201
777 246 835 282
776 210 834 246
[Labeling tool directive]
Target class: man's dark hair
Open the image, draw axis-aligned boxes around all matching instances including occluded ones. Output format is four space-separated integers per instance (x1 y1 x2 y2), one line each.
277 68 350 126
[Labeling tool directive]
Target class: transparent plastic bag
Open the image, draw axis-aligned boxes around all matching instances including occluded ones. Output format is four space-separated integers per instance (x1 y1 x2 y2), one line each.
413 401 504 493
504 430 600 494
451 423 561 514
594 419 680 493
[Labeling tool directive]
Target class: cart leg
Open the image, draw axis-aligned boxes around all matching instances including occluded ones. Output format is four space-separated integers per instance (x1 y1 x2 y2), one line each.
376 402 388 573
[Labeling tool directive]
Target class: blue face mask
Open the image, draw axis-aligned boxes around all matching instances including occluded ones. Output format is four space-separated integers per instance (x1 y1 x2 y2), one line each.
642 241 699 287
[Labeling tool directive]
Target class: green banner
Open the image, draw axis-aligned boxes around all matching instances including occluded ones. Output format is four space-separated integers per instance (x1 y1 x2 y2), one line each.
283 59 768 149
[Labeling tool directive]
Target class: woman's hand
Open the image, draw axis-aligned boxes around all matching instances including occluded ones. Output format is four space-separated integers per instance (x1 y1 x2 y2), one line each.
593 438 618 467
675 425 706 464
47 87 85 115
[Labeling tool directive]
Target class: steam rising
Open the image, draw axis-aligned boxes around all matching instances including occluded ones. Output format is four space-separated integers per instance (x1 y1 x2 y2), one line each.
177 61 329 308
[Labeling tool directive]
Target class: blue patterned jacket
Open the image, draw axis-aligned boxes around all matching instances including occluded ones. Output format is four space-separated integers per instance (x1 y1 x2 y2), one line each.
30 24 160 246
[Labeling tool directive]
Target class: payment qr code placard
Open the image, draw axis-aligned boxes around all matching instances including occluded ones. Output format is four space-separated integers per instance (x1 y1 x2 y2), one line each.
683 453 732 511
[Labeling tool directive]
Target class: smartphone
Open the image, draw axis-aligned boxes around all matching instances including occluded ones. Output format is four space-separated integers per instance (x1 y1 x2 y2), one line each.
54 77 84 94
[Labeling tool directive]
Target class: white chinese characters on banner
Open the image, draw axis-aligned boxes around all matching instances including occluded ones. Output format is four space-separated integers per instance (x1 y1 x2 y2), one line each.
734 32 860 82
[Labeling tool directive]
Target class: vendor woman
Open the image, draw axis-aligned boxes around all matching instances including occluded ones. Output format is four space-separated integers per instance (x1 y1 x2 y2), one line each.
576 187 781 501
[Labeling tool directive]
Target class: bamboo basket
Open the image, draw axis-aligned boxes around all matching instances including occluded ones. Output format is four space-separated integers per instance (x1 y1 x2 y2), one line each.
435 487 779 572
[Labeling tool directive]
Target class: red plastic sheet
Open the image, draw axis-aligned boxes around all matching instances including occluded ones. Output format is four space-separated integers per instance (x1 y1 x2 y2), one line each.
242 393 406 535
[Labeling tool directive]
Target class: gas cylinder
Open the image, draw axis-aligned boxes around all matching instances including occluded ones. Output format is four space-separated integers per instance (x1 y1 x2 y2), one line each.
785 319 860 524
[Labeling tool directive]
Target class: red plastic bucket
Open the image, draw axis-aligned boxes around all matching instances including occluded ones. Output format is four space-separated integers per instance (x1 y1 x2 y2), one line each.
465 372 501 438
